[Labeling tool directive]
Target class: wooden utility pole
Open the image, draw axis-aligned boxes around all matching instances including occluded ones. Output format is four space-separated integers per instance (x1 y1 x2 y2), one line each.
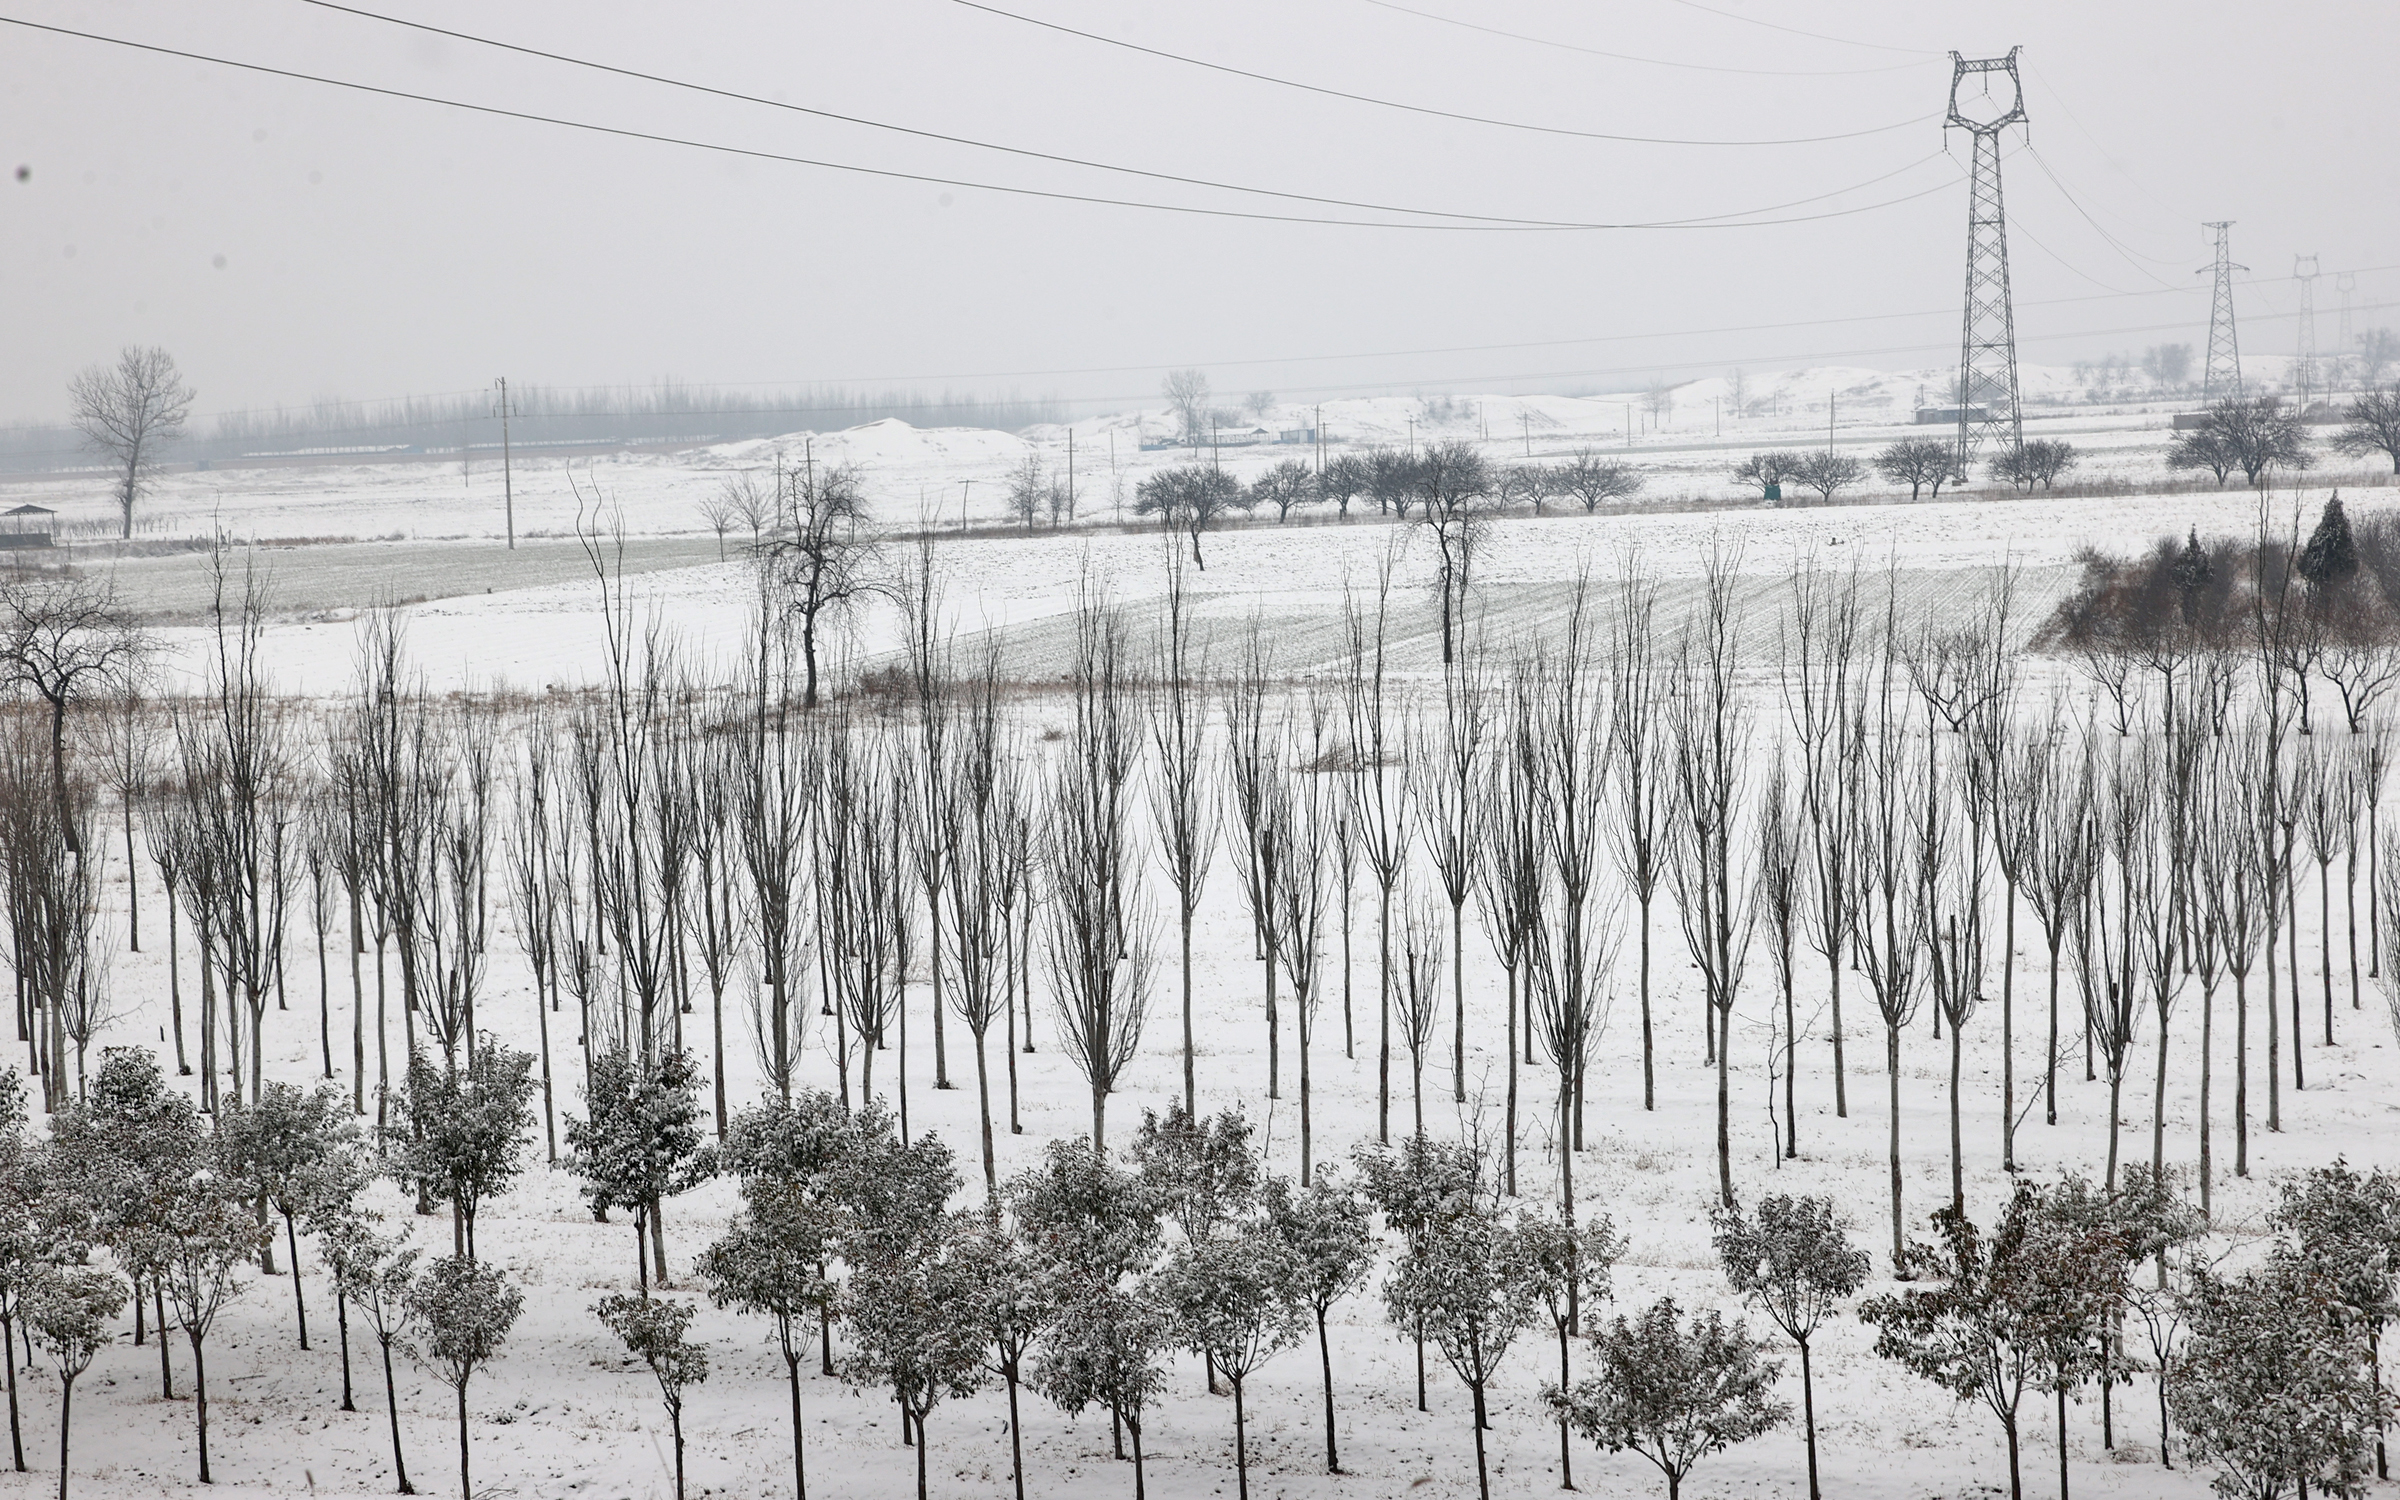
493 377 517 549
1067 429 1076 522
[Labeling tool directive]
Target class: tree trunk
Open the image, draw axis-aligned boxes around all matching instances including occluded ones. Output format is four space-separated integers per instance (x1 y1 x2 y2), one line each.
53 1374 70 1500
287 1213 310 1349
787 1352 811 1500
1800 1337 1821 1500
1783 963 1799 1159
1377 884 1393 1143
1470 1381 1490 1500
1181 908 1195 1115
2044 937 2061 1125
383 1339 413 1493
1231 1375 1249 1500
1316 1310 1340 1474
975 1029 996 1204
1949 1021 1965 1214
338 1292 355 1412
1002 1365 1020 1500
2001 896 2016 1168
191 1334 210 1485
1451 900 1466 1103
1717 1001 1734 1208
455 1382 471 1500
1888 1026 1906 1271
1504 965 1518 1195
1641 897 1657 1111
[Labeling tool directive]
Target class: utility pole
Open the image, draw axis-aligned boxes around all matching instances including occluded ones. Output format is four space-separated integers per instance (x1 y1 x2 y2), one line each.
1521 411 1533 457
493 377 517 549
1945 47 2028 478
1828 388 1836 452
960 479 972 534
2337 271 2359 389
2294 254 2321 408
1067 429 1076 522
2200 221 2246 401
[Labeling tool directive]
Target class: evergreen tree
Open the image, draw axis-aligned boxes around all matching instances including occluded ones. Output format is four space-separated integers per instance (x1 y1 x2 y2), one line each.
19 1265 122 1500
215 1080 366 1349
1034 1276 1170 1500
1548 1296 1789 1500
957 1215 1055 1500
1520 1207 1623 1491
2299 494 2361 589
157 1179 267 1485
1153 1227 1304 1500
2171 1258 2394 1500
698 1190 834 1500
407 1255 523 1500
596 1295 710 1500
1860 1189 2049 1500
839 1210 990 1500
1353 1133 1484 1412
1263 1171 1376 1474
568 1047 714 1290
1712 1194 1869 1500
325 1218 420 1494
1385 1204 1542 1500
394 1039 536 1261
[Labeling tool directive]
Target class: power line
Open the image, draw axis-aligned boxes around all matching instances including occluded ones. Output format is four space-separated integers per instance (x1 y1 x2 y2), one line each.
947 0 1938 146
0 14 1959 233
1353 0 1935 77
290 0 1655 228
1654 0 1944 58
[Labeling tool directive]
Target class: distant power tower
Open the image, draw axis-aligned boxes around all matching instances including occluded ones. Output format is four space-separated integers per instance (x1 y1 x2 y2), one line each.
2200 222 2246 401
2294 254 2321 407
1945 47 2028 477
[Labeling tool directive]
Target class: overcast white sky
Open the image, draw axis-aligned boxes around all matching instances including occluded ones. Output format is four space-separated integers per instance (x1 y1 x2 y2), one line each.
6 0 2396 425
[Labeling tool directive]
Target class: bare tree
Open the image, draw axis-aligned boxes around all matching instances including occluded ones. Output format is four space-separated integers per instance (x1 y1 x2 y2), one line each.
69 345 195 539
1394 886 1443 1139
1477 668 1544 1196
943 647 1020 1202
1343 558 1414 1145
1148 545 1216 1116
0 573 147 859
1854 623 1929 1267
1780 558 1867 1121
1415 648 1489 1107
1556 449 1643 514
1274 739 1334 1182
1133 466 1243 572
1792 451 1867 504
1874 439 1953 502
1412 442 1493 667
757 457 877 708
1609 553 1672 1112
1756 761 1805 1160
2334 386 2400 474
1668 549 1755 1210
1163 369 1211 450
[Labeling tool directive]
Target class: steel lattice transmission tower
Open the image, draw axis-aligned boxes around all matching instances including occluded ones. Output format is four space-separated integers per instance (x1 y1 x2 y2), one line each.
2293 254 2321 406
1945 47 2028 477
2200 221 2246 401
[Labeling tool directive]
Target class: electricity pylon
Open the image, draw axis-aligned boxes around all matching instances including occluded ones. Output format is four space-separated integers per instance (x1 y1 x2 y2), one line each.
1946 47 2027 479
2200 222 2246 401
2337 271 2358 387
2294 254 2321 407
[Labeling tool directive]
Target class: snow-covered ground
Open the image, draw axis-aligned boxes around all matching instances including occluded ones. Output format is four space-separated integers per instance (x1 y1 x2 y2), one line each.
3 392 2393 1500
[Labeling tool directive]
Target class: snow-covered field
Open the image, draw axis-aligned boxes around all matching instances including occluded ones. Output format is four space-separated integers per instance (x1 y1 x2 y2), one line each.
4 404 2396 1500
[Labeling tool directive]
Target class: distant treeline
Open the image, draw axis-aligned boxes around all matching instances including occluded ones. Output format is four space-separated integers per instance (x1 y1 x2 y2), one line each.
0 381 1066 472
